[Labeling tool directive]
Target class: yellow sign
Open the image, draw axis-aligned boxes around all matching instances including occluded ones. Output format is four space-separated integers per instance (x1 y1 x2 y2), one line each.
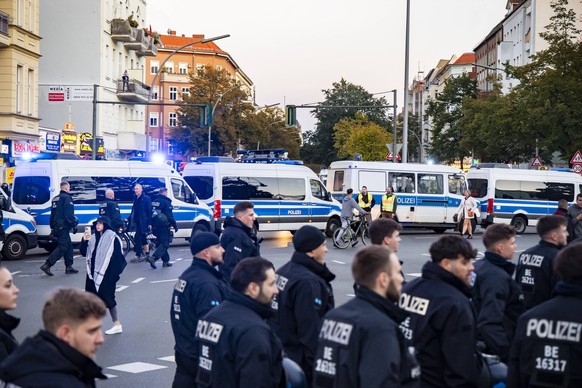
6 167 15 184
61 131 78 153
64 122 74 130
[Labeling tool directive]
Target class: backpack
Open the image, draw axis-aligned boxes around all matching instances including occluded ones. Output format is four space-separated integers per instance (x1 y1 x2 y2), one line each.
152 208 169 228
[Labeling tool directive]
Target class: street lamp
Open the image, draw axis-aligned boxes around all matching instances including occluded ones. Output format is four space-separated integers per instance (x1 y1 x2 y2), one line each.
145 34 230 158
402 0 411 163
207 84 241 156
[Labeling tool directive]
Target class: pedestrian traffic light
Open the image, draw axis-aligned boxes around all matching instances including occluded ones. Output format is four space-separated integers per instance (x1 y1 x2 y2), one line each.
200 104 213 127
285 105 297 127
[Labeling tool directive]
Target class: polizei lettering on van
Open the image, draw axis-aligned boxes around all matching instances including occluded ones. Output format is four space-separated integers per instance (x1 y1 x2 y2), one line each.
399 293 430 316
196 320 224 343
526 319 582 343
319 319 353 346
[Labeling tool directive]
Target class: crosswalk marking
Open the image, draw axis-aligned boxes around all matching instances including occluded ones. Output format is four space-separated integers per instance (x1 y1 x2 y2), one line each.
131 277 145 284
150 279 178 284
158 356 175 363
116 285 129 292
106 362 168 374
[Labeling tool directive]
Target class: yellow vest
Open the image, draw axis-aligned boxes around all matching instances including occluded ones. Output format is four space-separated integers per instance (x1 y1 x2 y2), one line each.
358 193 372 208
382 194 396 212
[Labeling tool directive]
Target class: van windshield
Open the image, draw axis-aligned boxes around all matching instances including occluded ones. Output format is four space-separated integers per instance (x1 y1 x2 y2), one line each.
13 176 51 205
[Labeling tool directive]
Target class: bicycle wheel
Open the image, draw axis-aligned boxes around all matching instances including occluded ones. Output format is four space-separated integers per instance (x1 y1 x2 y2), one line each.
147 233 157 252
120 233 132 257
332 228 351 249
360 225 371 246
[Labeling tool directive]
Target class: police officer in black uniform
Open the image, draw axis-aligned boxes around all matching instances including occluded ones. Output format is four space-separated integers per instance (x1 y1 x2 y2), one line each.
271 225 335 385
314 246 420 387
473 224 524 362
195 257 283 388
171 232 230 388
508 242 582 387
400 235 483 387
147 187 178 269
99 189 123 232
516 215 568 310
40 181 78 276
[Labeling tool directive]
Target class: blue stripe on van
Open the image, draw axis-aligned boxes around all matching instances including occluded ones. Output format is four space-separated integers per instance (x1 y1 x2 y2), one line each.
485 199 554 216
208 200 340 218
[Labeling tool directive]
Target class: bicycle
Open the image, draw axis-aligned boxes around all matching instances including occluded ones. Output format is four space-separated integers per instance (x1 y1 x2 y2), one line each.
332 215 370 249
119 220 157 257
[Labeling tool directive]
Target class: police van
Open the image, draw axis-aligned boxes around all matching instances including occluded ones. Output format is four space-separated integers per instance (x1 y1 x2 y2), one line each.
326 161 467 233
182 161 342 236
0 187 37 260
467 166 582 233
11 160 213 251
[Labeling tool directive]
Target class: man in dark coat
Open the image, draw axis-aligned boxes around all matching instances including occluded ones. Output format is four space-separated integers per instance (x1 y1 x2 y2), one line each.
400 235 483 387
508 242 582 388
171 232 230 388
219 201 260 281
196 257 283 387
515 215 568 310
99 189 124 232
314 246 420 387
272 225 335 384
128 183 152 263
0 288 107 387
148 187 178 269
41 181 79 276
473 224 524 362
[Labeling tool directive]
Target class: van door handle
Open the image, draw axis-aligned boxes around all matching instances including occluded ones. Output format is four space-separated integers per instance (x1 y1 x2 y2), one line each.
174 206 180 210
30 212 38 217
302 202 308 205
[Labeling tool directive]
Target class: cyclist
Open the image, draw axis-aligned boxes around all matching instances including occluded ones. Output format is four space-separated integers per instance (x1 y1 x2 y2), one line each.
336 188 367 247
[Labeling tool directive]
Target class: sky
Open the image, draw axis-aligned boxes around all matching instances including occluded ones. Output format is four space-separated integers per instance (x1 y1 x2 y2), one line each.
147 0 509 133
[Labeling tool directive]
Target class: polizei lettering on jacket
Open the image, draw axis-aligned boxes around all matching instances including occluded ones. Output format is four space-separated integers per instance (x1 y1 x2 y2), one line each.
319 319 353 346
196 320 224 343
275 274 288 291
399 293 430 316
526 319 582 342
519 253 544 267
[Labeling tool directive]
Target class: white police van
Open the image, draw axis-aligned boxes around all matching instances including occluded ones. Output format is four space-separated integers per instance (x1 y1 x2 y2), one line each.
0 187 37 260
467 166 582 233
11 160 213 251
326 161 468 233
182 161 342 236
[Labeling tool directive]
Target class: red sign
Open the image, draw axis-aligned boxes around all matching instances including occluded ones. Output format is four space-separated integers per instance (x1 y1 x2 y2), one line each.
48 93 64 102
386 152 401 161
571 150 582 164
572 164 582 174
531 156 542 167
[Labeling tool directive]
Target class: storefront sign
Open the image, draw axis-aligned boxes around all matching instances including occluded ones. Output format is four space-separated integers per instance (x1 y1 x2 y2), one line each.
45 133 61 152
61 131 78 153
79 133 104 155
12 141 41 157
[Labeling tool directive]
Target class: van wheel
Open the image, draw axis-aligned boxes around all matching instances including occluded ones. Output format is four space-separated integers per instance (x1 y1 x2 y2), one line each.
2 234 27 260
325 217 341 238
511 216 528 234
432 228 447 234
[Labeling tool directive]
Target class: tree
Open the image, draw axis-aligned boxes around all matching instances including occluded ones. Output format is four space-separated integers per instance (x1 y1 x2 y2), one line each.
333 113 392 161
301 79 389 165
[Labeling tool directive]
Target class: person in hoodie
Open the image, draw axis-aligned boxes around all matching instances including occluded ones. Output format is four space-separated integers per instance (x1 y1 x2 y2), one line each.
219 201 260 281
196 257 283 388
472 223 524 362
508 242 582 388
0 288 107 387
272 225 335 385
515 215 568 310
0 267 19 363
313 245 420 387
400 235 483 387
147 187 178 269
335 188 366 246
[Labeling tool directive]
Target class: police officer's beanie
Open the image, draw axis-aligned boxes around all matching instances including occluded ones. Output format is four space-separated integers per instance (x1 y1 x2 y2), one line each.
190 232 220 255
293 225 326 253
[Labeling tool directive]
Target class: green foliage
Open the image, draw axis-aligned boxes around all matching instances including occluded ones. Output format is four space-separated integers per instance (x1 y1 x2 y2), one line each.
333 113 391 161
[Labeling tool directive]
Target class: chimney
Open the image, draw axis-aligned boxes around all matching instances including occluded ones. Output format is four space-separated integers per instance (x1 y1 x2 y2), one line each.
167 29 176 36
192 34 205 40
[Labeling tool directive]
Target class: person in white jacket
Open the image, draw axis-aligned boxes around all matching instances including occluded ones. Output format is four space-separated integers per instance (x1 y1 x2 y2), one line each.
457 190 477 239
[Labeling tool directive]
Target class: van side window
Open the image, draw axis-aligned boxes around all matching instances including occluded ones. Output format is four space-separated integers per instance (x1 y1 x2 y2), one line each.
333 171 344 192
495 180 548 201
94 177 135 203
137 177 166 198
359 171 386 192
223 177 278 201
184 176 213 200
13 176 51 205
547 182 574 202
389 172 415 193
310 179 329 201
63 176 97 204
172 178 198 204
468 178 487 198
279 178 305 201
418 174 443 194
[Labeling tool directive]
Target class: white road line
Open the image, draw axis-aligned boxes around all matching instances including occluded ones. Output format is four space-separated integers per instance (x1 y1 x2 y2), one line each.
421 253 430 256
25 260 45 263
10 271 21 275
18 274 31 277
74 255 83 259
106 362 168 373
150 279 178 284
178 249 188 252
116 286 129 292
346 293 355 297
158 356 175 363
332 260 345 264
104 374 118 379
131 278 145 284
406 273 422 277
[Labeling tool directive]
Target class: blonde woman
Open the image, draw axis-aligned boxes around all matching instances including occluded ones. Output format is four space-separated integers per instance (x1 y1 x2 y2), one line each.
457 190 477 239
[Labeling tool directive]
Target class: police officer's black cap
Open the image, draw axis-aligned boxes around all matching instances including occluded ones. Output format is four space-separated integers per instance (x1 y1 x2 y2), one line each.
190 232 220 255
293 225 326 253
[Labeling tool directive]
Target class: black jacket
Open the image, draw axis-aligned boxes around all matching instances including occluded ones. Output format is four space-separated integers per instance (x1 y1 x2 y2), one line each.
171 258 230 359
515 240 562 310
128 193 152 234
151 194 177 231
314 286 420 388
400 261 482 387
49 190 76 231
98 199 123 231
196 291 283 388
507 282 582 388
472 252 524 362
0 330 106 387
219 217 260 281
0 311 19 363
271 251 336 383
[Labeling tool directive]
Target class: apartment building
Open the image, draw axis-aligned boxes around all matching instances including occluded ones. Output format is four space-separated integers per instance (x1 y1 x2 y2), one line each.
0 0 40 173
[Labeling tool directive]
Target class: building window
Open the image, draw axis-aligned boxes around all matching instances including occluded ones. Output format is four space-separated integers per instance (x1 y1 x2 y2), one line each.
150 60 159 74
216 65 222 71
179 62 188 74
152 86 159 100
169 86 177 100
0 11 9 35
16 65 23 114
169 113 177 127
149 112 159 127
27 69 33 116
165 61 174 74
181 87 189 98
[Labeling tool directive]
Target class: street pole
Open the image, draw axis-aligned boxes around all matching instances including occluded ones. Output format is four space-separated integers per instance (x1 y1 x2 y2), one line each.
207 84 240 156
392 89 397 164
402 0 411 163
145 34 230 159
92 84 98 160
419 85 423 162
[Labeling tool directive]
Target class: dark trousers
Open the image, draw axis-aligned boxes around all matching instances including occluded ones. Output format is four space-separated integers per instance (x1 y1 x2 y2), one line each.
47 228 73 267
134 225 146 256
152 228 170 263
172 351 198 388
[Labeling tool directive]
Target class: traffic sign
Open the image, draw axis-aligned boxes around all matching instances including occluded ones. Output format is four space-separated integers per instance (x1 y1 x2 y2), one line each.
531 156 542 167
386 152 401 161
571 150 582 164
573 164 582 174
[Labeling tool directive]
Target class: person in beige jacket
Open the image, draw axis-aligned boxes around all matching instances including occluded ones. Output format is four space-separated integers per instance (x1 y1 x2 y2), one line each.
456 189 478 239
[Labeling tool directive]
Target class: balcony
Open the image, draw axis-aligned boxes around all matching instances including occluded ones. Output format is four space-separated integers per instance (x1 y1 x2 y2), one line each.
110 19 137 42
137 35 158 57
116 78 150 103
160 72 190 83
124 28 147 51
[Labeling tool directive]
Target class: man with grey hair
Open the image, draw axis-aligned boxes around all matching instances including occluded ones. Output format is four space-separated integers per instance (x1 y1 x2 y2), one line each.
99 189 123 232
128 184 152 263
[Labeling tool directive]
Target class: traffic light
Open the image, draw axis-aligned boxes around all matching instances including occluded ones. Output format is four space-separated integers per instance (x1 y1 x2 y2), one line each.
200 104 213 127
285 105 297 127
